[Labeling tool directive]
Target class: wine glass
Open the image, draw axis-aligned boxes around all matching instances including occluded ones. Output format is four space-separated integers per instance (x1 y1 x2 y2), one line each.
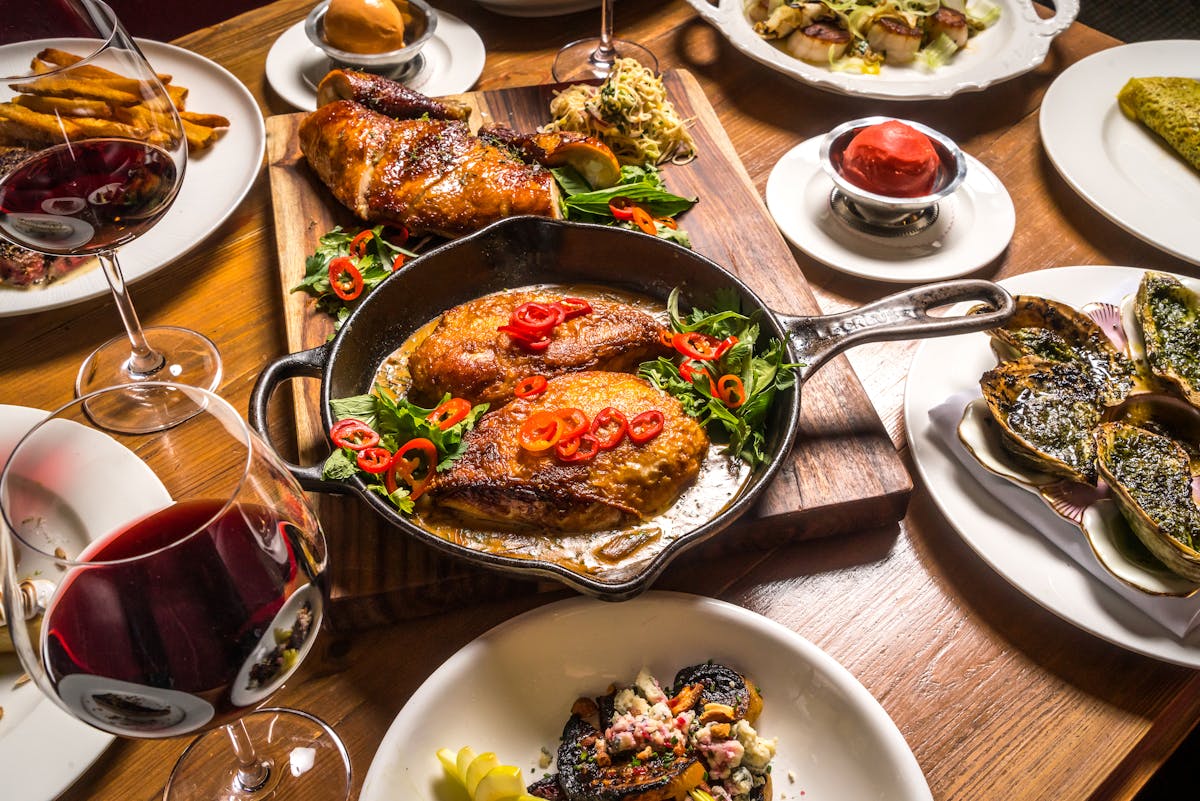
0 383 351 801
0 0 221 431
552 0 658 82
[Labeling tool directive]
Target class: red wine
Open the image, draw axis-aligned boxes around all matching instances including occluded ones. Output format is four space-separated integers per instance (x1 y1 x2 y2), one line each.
0 138 178 255
42 499 323 738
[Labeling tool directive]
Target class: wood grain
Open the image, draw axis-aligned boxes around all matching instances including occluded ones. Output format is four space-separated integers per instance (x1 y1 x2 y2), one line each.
266 69 911 618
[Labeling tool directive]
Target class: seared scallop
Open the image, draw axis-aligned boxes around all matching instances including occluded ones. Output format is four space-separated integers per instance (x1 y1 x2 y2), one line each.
927 6 970 49
867 16 923 65
786 22 852 63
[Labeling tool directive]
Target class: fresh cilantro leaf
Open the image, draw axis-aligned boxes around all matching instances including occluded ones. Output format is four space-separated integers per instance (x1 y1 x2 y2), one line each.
321 449 359 481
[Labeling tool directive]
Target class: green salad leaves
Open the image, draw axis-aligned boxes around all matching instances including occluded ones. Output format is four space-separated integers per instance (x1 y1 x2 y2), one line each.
553 164 697 248
292 225 416 331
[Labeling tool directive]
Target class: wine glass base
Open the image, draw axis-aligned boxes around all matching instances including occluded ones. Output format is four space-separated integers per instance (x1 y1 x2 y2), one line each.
163 709 351 801
76 326 222 432
552 38 658 82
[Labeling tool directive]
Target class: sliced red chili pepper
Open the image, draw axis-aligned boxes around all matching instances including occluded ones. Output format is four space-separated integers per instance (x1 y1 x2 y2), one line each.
590 407 628 450
426 397 471 430
383 438 437 499
512 302 565 335
555 407 590 441
329 418 379 451
713 335 740 359
356 446 393 473
392 252 407 272
556 433 600 463
673 331 721 361
514 375 548 399
717 374 747 408
385 224 409 246
655 216 678 230
498 325 553 351
519 411 563 453
556 297 593 321
521 334 551 352
658 329 675 349
680 359 718 396
628 410 665 444
630 206 658 236
609 196 636 221
329 257 363 301
349 229 374 258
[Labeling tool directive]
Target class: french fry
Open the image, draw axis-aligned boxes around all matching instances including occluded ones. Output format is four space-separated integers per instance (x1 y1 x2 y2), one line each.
36 48 172 85
166 83 187 110
18 75 142 106
182 119 218 151
0 102 82 143
178 110 229 129
69 115 145 140
14 94 113 118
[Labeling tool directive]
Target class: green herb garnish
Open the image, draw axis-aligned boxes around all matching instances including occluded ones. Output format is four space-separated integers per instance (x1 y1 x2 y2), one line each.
553 164 697 248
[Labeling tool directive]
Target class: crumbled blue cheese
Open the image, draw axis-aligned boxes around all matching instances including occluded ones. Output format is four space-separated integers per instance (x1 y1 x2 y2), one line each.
733 719 777 772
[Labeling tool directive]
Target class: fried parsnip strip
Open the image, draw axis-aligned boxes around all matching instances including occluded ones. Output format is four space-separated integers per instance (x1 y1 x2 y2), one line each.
70 115 145 139
0 102 82 143
167 84 187 110
35 48 172 84
14 94 112 117
182 119 218 150
178 110 229 128
18 75 141 106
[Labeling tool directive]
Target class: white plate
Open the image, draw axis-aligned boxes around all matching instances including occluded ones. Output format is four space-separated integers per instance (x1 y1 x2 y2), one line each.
466 0 600 16
905 266 1200 667
766 135 1014 283
265 14 485 112
683 0 1077 100
0 404 173 800
360 592 932 801
1039 41 1200 266
0 40 266 318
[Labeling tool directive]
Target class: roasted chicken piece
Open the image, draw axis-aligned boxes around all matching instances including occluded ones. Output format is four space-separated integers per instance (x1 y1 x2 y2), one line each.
315 68 471 121
407 290 669 407
430 371 709 532
299 100 559 237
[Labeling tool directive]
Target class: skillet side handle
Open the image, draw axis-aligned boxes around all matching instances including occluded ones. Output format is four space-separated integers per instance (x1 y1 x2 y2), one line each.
248 344 349 495
783 279 1014 381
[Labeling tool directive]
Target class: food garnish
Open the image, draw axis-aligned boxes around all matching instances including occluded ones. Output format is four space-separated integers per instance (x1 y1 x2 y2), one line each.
748 0 1000 74
293 224 418 331
322 387 486 512
514 375 549 399
1117 77 1200 172
554 163 697 246
639 288 798 467
497 298 593 351
543 57 697 166
437 746 539 801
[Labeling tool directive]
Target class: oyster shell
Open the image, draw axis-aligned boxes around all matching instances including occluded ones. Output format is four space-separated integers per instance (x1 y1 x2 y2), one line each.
1134 272 1200 407
1094 421 1200 581
980 356 1105 485
981 295 1135 405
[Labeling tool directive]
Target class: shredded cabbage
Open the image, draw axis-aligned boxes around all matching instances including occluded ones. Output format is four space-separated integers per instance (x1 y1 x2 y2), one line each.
966 0 1001 28
917 31 959 70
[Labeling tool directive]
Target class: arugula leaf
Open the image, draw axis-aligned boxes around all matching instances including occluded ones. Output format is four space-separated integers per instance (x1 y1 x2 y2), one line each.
639 290 800 466
552 164 698 246
292 225 417 333
321 386 488 512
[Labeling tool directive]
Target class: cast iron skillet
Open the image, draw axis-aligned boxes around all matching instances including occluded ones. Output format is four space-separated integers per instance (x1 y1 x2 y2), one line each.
250 217 1012 599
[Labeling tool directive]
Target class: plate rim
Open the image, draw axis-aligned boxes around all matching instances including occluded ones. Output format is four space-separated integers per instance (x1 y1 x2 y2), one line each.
903 265 1200 667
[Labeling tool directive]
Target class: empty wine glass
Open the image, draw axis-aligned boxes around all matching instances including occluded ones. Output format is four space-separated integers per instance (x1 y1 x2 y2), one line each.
0 383 350 800
552 0 658 82
0 0 220 430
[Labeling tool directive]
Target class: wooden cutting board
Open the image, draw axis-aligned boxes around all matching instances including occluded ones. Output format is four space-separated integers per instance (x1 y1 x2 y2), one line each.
265 69 911 626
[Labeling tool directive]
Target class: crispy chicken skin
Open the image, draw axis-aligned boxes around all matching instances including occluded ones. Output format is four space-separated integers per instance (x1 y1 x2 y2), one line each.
408 290 670 407
315 68 472 121
431 371 709 532
298 100 559 237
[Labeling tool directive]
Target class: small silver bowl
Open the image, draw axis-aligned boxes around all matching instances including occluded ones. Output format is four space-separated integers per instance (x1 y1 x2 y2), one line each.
304 0 438 79
819 116 967 227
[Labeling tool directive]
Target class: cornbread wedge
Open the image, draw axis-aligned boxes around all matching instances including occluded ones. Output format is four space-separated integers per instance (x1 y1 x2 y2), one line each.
1117 77 1200 171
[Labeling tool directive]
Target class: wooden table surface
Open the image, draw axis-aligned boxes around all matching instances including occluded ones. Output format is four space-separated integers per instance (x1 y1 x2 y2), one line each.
3 1 1199 799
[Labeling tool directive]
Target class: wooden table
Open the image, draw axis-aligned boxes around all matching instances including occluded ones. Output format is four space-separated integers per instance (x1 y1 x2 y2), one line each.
3 1 1199 798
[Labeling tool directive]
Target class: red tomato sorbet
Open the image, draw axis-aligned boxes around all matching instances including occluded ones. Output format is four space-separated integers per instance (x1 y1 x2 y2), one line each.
840 120 941 197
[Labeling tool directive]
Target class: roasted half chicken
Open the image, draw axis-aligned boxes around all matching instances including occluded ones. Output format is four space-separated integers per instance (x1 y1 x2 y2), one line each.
430 371 708 532
407 290 669 407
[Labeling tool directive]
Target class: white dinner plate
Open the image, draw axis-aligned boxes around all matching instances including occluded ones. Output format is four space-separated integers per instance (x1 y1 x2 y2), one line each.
0 40 266 318
682 0 1077 100
766 135 1014 283
0 404 173 800
360 592 932 801
905 266 1200 667
1039 41 1200 266
265 14 485 112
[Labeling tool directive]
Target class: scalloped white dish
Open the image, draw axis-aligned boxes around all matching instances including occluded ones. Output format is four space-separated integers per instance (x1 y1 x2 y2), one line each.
682 0 1077 100
360 593 932 801
905 266 1200 667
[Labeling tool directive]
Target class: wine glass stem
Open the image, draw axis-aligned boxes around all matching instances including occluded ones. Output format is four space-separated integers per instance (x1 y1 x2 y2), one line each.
97 250 165 377
226 720 272 792
593 0 616 67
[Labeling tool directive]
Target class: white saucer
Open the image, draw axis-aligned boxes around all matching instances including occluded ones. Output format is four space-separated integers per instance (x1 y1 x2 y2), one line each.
766 135 1015 283
265 13 485 112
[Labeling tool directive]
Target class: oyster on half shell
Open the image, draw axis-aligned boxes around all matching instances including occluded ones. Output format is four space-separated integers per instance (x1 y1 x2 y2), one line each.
980 356 1105 485
1134 272 1200 407
1094 421 1200 582
980 295 1135 406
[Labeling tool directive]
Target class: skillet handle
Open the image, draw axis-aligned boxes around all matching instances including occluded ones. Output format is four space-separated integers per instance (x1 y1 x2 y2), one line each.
248 344 350 495
782 279 1014 382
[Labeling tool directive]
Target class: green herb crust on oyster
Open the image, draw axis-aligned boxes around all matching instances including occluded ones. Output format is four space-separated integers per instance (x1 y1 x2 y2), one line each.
1135 272 1200 407
980 356 1106 485
980 295 1134 406
1094 421 1200 580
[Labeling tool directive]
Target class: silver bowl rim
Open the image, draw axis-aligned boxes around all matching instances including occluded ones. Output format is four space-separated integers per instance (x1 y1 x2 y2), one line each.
303 0 439 67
